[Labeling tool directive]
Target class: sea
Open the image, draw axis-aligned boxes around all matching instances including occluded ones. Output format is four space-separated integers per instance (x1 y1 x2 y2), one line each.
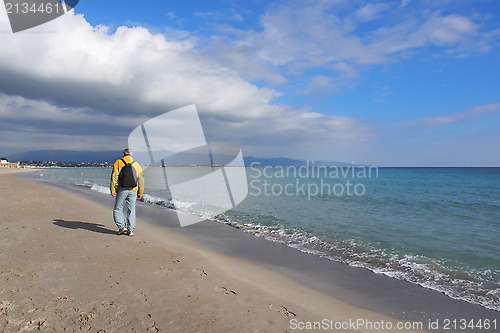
36 166 500 311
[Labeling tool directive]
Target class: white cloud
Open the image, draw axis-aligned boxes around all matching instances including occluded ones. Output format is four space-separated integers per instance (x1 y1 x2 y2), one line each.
203 0 493 90
1 2 496 164
195 9 244 22
298 63 358 95
0 12 277 120
204 37 287 85
300 75 338 95
364 12 480 56
247 2 384 66
400 103 500 127
0 11 371 158
355 3 391 22
332 61 357 77
400 0 411 8
422 14 478 46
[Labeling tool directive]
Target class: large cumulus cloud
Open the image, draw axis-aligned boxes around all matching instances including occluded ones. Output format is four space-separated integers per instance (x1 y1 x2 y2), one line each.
0 9 368 158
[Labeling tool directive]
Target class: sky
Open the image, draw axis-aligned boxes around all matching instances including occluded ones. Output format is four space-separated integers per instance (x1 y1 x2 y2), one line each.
0 0 499 166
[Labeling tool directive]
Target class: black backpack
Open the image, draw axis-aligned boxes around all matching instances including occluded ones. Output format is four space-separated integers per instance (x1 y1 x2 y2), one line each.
118 159 138 188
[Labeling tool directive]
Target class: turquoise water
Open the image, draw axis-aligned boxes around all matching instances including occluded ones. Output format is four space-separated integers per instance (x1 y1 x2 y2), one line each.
37 166 500 311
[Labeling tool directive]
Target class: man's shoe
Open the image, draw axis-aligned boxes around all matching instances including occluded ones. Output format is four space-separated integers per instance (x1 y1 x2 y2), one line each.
128 231 134 237
117 228 127 235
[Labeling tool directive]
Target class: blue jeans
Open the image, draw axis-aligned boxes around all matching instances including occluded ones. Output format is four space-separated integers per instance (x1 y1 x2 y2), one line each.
113 188 137 232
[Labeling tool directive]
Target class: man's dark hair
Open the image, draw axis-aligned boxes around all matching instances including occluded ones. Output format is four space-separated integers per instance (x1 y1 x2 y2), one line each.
123 148 132 156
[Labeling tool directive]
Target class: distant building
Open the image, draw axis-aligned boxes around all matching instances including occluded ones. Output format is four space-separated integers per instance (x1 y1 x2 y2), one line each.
0 158 20 168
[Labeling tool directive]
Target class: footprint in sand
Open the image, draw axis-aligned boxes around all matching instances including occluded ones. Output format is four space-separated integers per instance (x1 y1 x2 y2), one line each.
193 268 207 276
215 286 237 296
22 319 47 331
0 301 11 315
270 304 296 317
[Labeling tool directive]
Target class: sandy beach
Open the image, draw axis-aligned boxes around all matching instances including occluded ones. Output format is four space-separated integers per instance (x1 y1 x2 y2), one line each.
0 169 416 332
0 169 498 332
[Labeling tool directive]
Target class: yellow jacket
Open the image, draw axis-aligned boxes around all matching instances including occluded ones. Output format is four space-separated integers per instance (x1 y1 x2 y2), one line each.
110 155 145 196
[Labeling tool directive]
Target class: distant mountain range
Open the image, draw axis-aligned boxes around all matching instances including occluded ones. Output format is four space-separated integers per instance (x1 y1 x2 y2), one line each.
243 156 362 167
7 149 367 167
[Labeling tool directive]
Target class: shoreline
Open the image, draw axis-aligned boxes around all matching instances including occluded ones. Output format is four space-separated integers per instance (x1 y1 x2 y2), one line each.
1 169 418 332
32 169 500 315
51 175 500 318
2 169 499 332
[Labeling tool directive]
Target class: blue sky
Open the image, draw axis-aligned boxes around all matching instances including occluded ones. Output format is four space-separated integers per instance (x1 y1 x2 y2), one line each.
0 0 499 166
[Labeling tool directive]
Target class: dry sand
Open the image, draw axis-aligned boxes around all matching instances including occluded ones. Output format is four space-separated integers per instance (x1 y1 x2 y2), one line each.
0 169 427 332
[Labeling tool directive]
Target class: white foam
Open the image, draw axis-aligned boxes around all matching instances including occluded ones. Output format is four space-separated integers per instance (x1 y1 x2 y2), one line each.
209 217 500 311
141 193 166 205
90 184 110 195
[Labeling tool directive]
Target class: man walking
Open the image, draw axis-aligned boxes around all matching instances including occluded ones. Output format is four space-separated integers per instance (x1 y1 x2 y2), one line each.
110 148 145 237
